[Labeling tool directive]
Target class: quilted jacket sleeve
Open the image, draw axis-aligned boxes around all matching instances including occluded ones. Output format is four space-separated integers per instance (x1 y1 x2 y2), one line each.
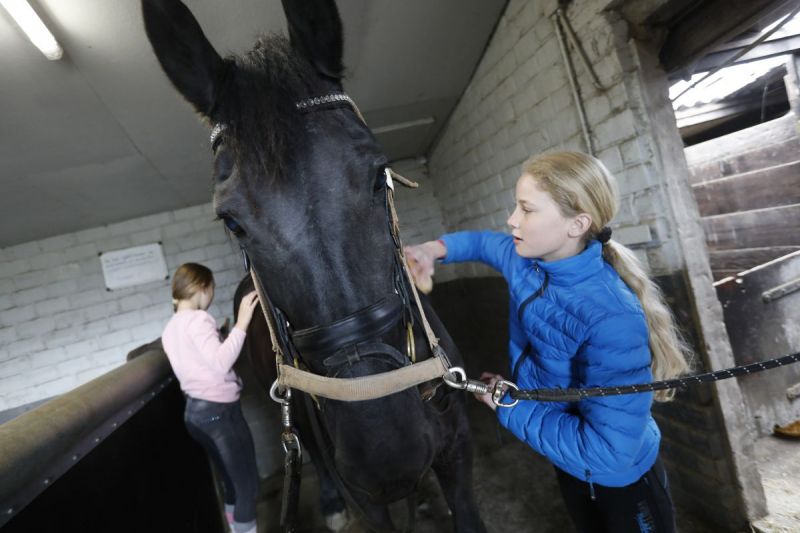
496 312 654 475
440 231 518 279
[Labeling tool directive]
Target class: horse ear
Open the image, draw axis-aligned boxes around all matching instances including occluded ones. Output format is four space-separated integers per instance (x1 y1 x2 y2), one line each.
281 0 344 79
142 0 226 118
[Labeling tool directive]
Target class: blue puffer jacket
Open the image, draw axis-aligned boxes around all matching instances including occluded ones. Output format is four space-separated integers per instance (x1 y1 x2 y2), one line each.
441 231 659 487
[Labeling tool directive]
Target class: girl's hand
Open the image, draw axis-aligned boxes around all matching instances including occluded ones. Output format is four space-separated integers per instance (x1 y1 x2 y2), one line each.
235 291 259 332
473 371 505 412
404 240 446 294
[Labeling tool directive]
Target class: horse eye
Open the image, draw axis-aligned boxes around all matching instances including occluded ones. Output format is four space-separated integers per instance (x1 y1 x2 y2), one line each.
222 216 245 236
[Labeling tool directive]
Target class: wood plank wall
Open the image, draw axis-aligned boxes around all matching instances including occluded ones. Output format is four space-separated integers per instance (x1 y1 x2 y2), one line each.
684 113 800 280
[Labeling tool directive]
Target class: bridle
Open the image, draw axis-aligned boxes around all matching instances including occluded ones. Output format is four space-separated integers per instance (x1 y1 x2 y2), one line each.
209 92 456 406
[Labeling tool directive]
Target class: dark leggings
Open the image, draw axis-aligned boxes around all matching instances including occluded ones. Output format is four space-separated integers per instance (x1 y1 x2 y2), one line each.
184 397 259 524
555 458 676 533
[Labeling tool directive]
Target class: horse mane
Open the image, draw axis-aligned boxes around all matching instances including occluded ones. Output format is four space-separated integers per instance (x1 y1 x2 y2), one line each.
216 34 320 183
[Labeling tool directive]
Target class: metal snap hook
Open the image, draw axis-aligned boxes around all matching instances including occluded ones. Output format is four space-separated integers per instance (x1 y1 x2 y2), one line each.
443 367 467 389
443 367 493 395
492 379 520 408
270 379 291 405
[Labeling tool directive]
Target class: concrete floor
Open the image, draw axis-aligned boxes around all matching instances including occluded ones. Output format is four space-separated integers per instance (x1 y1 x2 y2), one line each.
752 433 800 532
249 399 730 533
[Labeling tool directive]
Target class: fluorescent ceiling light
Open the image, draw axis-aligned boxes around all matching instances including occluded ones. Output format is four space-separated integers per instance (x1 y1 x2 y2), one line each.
1 0 63 60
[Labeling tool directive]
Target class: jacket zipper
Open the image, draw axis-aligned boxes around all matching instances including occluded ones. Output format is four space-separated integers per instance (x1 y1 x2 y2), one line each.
585 469 596 500
513 269 550 381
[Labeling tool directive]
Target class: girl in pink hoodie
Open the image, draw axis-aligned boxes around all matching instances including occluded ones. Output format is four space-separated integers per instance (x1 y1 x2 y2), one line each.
162 263 260 533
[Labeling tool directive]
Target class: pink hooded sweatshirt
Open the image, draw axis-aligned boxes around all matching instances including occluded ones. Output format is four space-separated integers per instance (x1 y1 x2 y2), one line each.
162 310 247 403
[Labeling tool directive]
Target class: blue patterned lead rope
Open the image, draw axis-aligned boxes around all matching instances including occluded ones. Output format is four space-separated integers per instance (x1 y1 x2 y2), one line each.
510 351 800 402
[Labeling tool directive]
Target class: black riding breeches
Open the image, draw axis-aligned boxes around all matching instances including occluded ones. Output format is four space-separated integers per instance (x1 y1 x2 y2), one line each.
184 397 259 524
555 457 676 533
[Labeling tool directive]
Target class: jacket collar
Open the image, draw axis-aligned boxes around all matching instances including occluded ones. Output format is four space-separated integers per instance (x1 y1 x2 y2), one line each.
532 240 604 286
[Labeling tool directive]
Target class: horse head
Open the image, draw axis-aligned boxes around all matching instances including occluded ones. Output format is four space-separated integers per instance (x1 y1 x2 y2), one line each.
143 0 441 509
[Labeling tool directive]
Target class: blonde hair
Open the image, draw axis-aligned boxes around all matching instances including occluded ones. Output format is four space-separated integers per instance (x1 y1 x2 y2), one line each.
171 263 214 311
522 151 691 401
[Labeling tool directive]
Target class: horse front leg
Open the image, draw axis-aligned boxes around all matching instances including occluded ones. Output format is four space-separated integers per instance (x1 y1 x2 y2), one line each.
314 457 348 531
432 401 486 533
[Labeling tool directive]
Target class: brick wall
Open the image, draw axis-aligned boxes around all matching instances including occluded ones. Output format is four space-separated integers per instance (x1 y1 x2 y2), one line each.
0 204 244 411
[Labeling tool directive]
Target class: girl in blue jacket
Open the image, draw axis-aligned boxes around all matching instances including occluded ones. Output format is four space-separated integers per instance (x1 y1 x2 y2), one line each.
406 151 691 533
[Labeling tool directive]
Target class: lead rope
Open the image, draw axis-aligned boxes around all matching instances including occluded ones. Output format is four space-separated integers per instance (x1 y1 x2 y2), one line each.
444 349 800 407
508 351 800 404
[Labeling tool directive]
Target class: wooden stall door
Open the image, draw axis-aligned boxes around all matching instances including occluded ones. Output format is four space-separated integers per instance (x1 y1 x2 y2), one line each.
684 112 800 281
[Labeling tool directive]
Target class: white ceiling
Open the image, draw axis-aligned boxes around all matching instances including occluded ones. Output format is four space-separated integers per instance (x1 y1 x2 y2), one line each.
0 0 507 247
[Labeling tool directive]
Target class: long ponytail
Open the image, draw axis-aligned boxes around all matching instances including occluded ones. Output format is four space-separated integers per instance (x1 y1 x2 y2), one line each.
601 241 692 400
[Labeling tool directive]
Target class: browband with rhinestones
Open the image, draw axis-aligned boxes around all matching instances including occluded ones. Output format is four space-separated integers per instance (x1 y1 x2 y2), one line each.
295 92 354 110
209 93 355 150
209 123 226 150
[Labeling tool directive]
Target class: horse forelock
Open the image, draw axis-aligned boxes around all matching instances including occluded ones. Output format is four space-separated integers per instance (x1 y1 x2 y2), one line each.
216 34 319 183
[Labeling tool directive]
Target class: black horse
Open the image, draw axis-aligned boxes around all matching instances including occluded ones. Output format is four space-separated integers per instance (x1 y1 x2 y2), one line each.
143 1 485 531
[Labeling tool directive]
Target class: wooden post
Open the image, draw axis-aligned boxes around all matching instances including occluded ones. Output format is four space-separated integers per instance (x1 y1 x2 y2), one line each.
785 53 800 124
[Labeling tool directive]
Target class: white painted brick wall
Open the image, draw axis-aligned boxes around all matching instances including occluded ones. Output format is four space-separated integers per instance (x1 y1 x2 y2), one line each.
0 203 244 411
427 0 680 280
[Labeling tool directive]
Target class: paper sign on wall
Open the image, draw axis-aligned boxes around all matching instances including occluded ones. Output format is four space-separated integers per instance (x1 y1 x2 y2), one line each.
100 242 168 291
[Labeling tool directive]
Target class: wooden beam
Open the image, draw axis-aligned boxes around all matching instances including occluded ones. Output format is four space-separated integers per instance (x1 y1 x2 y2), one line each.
685 113 800 184
709 246 800 272
786 53 800 117
702 203 800 250
661 0 797 74
692 161 800 216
